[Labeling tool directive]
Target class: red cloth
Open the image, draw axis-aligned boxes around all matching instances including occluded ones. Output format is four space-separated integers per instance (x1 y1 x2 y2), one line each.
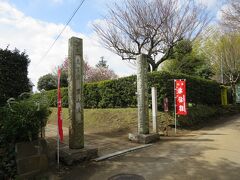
175 80 187 115
57 68 63 142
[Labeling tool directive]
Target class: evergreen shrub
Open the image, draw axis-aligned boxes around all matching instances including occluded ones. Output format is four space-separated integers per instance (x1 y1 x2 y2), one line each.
33 71 221 109
0 48 31 107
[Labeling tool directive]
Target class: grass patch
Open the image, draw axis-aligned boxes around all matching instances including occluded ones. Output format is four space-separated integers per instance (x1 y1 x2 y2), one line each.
47 104 240 134
48 108 173 134
48 108 139 133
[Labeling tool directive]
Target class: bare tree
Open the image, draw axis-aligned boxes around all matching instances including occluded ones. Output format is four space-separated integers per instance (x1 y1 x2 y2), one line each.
93 0 211 71
221 0 240 31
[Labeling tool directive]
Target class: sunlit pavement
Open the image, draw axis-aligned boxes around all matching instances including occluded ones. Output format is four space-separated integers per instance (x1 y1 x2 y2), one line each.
45 115 240 180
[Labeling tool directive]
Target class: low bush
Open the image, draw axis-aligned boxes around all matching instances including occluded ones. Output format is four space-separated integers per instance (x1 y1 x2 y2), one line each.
177 104 240 128
177 104 218 127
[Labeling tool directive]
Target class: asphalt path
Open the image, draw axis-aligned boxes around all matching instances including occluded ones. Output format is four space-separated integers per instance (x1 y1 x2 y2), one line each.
61 114 240 180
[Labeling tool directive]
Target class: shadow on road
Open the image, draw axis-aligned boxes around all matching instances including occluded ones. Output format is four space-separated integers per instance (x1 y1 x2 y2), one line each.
61 142 240 180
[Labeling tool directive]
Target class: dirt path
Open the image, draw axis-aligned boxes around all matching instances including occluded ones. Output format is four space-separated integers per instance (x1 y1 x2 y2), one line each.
55 114 240 180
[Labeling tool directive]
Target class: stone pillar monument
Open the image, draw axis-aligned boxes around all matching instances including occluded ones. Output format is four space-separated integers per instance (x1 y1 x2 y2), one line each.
59 37 97 165
68 37 84 149
137 54 149 134
128 54 159 144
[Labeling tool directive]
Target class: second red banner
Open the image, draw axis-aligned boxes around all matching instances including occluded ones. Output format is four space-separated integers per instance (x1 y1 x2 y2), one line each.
175 80 187 115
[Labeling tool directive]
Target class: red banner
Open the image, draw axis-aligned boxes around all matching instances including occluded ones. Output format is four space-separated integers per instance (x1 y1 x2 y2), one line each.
175 80 187 115
57 68 63 142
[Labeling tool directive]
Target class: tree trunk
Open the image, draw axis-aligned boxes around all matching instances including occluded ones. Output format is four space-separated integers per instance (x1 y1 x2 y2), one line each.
231 83 236 104
151 64 158 72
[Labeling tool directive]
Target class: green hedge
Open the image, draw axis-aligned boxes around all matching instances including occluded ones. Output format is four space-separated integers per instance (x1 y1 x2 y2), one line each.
159 104 240 129
32 71 221 109
149 72 221 110
177 104 218 127
177 104 240 128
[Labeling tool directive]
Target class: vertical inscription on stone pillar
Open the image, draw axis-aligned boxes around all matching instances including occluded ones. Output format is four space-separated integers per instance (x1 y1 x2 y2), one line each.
68 37 84 149
137 54 149 134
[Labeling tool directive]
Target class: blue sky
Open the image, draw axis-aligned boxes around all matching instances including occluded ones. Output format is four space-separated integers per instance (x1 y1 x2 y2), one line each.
8 0 105 34
9 0 225 34
0 0 227 91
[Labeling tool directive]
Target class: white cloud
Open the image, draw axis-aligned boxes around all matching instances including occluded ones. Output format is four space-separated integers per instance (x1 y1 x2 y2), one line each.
0 1 135 91
195 0 217 8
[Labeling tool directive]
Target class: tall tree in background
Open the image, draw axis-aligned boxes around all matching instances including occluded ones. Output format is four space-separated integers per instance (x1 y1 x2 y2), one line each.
54 58 108 83
37 73 57 91
96 56 108 68
59 57 118 83
200 30 240 102
86 57 118 83
93 0 211 71
0 47 31 106
221 0 240 31
162 39 213 79
38 57 118 88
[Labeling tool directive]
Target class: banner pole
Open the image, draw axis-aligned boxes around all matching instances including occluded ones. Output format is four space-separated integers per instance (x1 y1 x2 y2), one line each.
57 126 60 169
57 66 60 169
174 79 177 134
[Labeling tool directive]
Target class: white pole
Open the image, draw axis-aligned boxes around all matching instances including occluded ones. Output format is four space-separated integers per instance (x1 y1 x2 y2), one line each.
174 80 177 134
151 87 158 133
57 66 60 168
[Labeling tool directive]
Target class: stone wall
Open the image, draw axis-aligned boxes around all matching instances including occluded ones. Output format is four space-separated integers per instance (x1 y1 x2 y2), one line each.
15 138 49 179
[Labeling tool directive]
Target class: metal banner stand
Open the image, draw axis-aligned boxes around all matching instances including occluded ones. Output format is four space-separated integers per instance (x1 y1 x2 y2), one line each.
57 126 60 169
174 79 177 134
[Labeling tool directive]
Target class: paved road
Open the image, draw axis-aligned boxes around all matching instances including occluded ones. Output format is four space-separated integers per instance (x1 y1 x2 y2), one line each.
61 115 240 180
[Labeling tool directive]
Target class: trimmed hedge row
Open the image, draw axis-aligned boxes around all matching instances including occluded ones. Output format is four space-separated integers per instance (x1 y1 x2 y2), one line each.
32 71 221 109
149 71 221 110
158 104 240 129
177 104 240 128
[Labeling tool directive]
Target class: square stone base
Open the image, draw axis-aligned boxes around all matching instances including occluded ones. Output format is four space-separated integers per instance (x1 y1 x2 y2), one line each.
128 133 160 144
15 138 49 179
59 145 98 165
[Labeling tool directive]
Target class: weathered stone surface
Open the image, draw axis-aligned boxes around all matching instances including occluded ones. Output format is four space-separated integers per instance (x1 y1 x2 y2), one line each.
16 155 48 175
68 37 84 149
128 133 159 144
39 138 49 156
15 138 49 159
15 141 39 158
136 54 149 134
59 145 98 165
16 170 40 180
15 138 49 178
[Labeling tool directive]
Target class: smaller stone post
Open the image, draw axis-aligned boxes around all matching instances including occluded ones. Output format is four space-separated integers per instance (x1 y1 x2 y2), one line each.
151 87 158 133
